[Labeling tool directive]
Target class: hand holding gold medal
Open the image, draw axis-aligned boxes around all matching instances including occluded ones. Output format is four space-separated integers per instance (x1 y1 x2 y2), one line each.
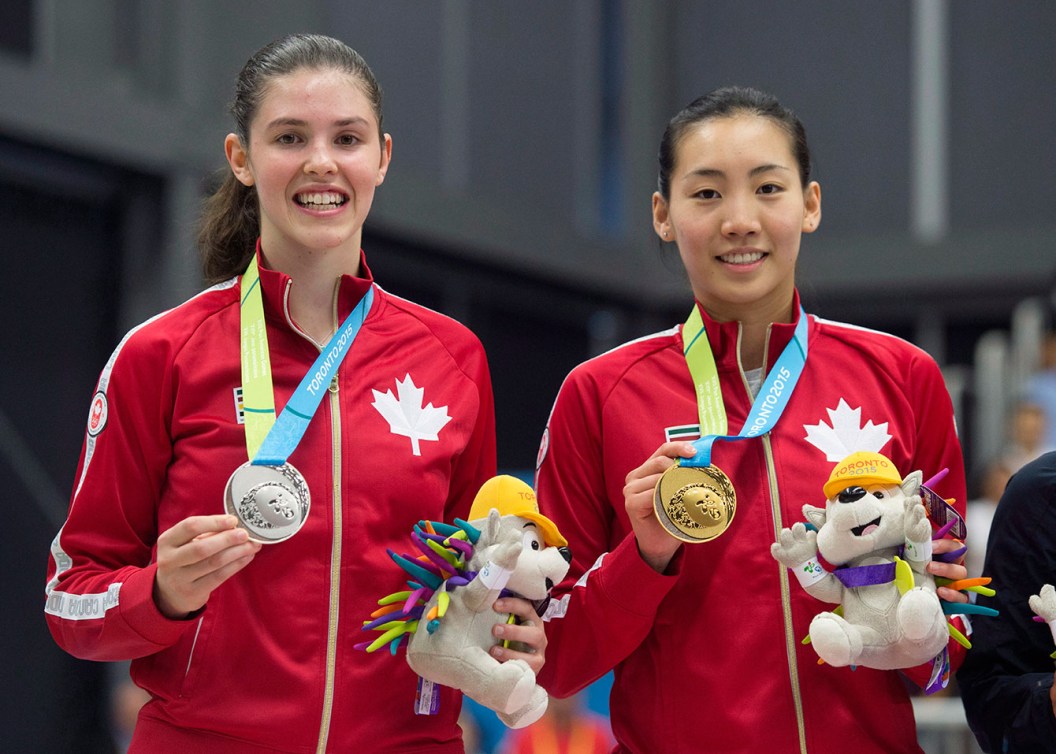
653 463 737 543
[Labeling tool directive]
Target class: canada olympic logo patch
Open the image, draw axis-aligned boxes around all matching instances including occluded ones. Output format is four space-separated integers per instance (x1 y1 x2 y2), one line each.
536 427 550 469
87 391 108 437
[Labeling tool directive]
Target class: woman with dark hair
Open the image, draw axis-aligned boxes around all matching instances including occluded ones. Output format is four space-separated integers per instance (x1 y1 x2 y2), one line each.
535 87 970 752
44 34 537 752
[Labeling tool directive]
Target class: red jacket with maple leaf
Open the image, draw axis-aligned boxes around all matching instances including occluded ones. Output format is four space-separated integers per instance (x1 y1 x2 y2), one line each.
45 249 496 752
535 295 967 754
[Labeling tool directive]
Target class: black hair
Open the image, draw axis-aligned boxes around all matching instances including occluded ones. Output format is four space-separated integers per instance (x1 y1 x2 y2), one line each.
657 86 811 199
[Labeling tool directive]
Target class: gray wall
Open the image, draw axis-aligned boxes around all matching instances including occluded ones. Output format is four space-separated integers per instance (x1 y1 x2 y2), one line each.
0 3 1053 747
3 1 1052 324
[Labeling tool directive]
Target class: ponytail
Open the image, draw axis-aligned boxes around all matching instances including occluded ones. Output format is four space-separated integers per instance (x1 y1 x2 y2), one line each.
197 171 259 284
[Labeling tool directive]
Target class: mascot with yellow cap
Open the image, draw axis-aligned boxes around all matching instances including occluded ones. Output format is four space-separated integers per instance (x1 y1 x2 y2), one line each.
357 475 571 728
771 452 959 677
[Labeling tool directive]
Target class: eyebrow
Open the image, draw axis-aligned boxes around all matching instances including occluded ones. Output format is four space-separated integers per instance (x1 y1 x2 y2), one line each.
683 163 792 181
522 522 538 530
265 116 371 129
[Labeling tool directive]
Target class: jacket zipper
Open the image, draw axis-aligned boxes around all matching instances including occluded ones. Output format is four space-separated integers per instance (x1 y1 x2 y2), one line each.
737 323 808 754
281 280 345 754
179 616 205 696
764 434 808 754
315 374 342 754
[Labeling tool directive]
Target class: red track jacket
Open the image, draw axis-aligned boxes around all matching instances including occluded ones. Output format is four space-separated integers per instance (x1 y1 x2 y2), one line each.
45 251 496 752
536 295 967 754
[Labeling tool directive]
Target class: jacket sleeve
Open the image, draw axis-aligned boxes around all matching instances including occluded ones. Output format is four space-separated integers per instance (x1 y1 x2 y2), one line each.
534 368 680 697
906 349 968 519
44 328 194 660
957 454 1056 753
898 348 972 687
443 336 497 523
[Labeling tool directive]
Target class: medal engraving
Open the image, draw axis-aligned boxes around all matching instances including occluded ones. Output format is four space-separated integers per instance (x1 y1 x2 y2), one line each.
654 464 736 543
224 461 310 544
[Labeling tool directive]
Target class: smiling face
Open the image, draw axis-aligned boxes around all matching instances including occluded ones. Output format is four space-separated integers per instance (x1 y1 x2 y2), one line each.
225 66 391 270
652 114 820 324
815 483 906 564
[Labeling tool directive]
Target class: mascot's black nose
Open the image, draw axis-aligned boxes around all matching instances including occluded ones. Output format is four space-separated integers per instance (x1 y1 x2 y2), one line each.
837 486 867 503
558 546 572 563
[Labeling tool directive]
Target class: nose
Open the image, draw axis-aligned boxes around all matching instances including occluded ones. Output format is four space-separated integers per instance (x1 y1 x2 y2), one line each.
303 141 337 175
720 195 760 238
558 546 572 564
837 486 867 503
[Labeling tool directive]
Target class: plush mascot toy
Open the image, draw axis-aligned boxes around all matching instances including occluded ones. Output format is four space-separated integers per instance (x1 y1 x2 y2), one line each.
357 475 571 728
771 452 995 689
1030 584 1056 660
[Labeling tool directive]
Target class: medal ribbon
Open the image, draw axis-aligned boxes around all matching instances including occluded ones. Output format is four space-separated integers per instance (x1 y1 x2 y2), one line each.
681 304 808 468
239 254 374 465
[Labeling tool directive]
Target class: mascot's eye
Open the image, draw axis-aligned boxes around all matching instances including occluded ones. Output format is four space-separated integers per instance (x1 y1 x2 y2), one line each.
531 540 540 550
872 491 886 499
523 531 542 550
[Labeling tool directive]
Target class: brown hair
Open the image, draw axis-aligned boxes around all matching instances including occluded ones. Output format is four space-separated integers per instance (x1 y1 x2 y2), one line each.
197 34 384 284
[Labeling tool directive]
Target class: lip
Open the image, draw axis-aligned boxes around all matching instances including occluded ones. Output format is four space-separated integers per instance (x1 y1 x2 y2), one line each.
292 185 351 214
716 248 768 267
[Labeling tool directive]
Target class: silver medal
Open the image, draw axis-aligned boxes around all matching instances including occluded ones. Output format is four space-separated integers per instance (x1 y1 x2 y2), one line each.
224 461 310 543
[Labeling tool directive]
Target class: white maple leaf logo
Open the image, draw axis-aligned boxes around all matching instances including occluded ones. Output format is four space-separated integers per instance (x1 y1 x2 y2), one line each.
371 374 452 456
803 398 891 461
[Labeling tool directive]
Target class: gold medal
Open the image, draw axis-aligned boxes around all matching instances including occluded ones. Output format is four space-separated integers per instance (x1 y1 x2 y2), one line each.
653 464 736 543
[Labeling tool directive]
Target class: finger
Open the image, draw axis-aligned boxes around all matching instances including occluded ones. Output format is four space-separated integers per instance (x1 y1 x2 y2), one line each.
640 441 697 462
493 597 537 621
191 537 262 579
927 561 967 580
931 537 965 554
626 443 697 482
159 515 241 549
937 586 968 604
162 528 255 573
190 549 260 594
490 640 545 675
155 537 260 616
493 620 543 647
491 642 544 663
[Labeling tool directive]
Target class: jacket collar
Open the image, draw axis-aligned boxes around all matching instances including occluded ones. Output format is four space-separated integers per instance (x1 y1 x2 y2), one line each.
687 290 807 374
253 240 376 329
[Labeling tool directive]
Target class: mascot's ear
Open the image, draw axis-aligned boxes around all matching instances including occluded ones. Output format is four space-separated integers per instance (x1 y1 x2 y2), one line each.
901 470 923 496
802 504 826 529
486 508 502 540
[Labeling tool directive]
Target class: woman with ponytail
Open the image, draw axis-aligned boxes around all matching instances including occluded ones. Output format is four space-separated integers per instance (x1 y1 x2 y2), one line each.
45 34 537 752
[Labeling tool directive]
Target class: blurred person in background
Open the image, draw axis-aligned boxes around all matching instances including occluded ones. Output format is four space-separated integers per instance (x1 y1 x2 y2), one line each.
1023 331 1056 450
965 458 1013 579
500 693 613 754
1001 401 1053 474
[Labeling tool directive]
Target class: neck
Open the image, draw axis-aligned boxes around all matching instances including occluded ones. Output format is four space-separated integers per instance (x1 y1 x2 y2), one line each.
737 322 770 372
259 242 361 344
700 296 795 372
287 276 342 344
